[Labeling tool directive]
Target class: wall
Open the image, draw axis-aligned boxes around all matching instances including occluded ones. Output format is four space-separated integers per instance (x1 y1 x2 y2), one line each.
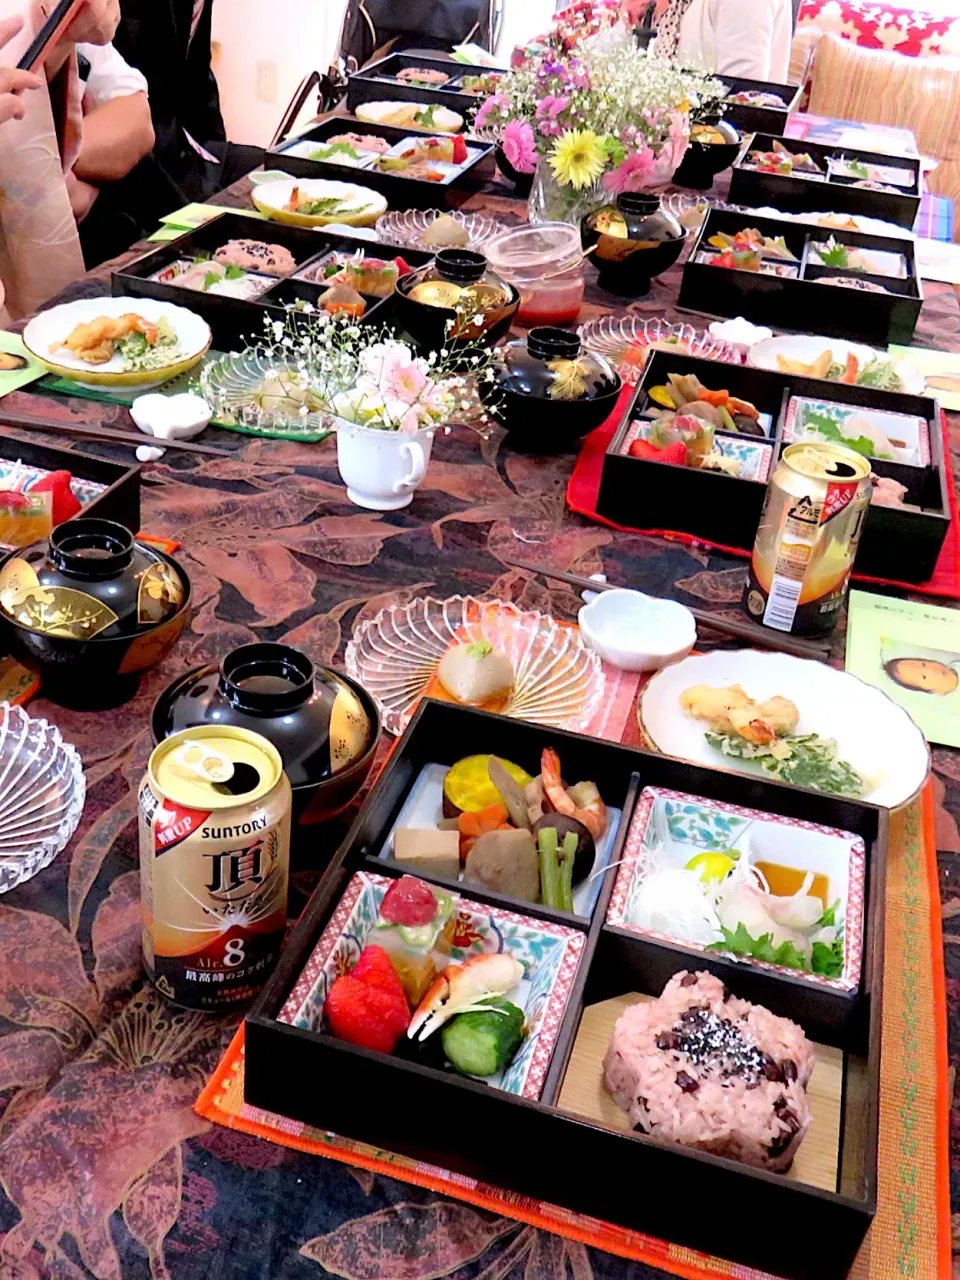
212 0 347 146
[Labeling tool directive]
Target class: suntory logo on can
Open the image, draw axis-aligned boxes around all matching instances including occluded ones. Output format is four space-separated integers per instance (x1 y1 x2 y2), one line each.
139 728 291 1012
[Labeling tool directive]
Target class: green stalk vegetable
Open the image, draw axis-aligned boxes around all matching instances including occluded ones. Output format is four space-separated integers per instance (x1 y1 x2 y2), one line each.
538 825 561 909
559 831 577 912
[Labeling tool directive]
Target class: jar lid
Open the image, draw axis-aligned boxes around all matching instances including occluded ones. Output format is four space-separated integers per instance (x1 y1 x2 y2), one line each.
484 222 584 284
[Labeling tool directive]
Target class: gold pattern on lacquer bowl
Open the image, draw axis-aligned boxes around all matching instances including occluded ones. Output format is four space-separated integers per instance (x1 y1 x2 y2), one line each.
137 560 185 625
0 558 118 639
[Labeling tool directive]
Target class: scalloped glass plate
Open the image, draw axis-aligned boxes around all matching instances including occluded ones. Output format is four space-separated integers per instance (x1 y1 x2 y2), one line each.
376 209 507 254
577 315 738 384
198 350 334 442
0 703 85 893
345 595 605 736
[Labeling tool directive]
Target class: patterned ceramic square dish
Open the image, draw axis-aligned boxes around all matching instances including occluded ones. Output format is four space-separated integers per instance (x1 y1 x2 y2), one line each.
606 786 866 992
623 419 773 482
783 395 928 466
278 871 586 1099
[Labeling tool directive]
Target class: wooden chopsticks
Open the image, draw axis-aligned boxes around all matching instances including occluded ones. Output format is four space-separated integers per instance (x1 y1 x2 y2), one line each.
0 411 237 458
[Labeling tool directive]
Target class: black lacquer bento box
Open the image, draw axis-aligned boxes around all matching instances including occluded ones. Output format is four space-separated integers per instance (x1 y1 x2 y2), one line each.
0 437 140 534
111 212 435 350
266 116 496 211
716 75 803 136
245 700 886 1280
345 52 505 117
595 349 949 584
729 133 922 230
679 207 922 347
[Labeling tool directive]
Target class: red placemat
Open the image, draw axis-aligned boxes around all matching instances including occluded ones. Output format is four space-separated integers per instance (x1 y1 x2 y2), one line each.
566 384 960 600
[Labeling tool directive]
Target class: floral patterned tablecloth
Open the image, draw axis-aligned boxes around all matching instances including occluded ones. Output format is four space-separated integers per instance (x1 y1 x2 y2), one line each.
0 167 957 1280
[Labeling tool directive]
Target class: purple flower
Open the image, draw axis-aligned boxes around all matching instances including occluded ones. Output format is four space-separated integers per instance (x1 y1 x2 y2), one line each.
502 120 538 174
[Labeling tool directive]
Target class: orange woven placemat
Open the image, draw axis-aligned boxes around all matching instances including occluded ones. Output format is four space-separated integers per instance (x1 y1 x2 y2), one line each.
196 782 949 1280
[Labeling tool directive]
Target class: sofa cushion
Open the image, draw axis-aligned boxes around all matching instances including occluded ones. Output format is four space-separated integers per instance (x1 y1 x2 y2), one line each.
798 0 960 58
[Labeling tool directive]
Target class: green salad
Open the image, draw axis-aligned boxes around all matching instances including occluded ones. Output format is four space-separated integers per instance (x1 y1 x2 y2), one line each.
293 196 350 217
704 729 866 799
117 317 180 372
310 142 363 163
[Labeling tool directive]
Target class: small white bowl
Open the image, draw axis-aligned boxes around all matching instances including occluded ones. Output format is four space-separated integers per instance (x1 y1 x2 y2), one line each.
578 589 696 672
131 392 213 440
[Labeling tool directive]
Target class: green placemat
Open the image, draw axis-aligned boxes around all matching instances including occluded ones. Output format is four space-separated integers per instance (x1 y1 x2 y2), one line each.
37 354 333 443
38 352 224 407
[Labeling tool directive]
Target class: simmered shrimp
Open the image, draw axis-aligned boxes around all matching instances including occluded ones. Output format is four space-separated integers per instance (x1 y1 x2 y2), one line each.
540 747 607 840
55 313 158 365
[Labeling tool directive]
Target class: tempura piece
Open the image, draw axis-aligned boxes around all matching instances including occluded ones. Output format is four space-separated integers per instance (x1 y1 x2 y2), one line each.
54 313 159 365
680 684 799 745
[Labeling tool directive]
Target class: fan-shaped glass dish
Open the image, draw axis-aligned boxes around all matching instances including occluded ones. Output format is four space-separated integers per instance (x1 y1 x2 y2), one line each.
376 209 507 254
199 350 334 441
345 595 605 735
0 703 85 893
576 315 738 384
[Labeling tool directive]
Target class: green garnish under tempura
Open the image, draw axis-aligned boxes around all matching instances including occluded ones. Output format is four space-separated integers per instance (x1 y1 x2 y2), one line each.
704 730 866 798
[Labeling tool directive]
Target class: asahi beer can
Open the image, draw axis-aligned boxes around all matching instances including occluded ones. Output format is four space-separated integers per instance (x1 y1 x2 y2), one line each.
744 442 872 637
139 725 291 1011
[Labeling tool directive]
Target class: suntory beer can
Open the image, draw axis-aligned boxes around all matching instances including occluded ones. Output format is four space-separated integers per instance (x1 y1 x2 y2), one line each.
139 725 291 1011
744 441 872 637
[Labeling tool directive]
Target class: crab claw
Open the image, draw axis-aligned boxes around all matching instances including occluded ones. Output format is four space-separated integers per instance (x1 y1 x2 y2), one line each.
407 953 524 1041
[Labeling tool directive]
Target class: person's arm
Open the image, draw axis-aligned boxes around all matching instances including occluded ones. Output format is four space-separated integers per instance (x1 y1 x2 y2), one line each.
40 0 120 78
709 0 778 78
73 88 153 180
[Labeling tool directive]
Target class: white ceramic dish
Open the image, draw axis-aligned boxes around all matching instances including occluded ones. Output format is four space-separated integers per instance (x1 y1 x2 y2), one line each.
131 392 213 440
276 870 585 1099
639 649 930 810
782 395 929 467
354 101 463 133
607 785 865 992
808 242 907 279
578 589 696 673
22 297 211 391
377 762 623 918
281 140 375 168
748 335 924 398
724 204 913 241
251 177 387 228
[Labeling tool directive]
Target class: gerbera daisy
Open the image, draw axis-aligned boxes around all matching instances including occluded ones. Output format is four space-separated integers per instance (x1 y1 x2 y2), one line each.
549 129 606 189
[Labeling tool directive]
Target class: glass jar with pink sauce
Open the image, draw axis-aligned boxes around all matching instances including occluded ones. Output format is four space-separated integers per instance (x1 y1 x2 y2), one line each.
483 223 586 328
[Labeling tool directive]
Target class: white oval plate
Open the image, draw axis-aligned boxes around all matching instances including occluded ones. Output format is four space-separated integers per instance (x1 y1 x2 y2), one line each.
748 334 925 397
639 649 930 810
251 177 387 228
23 296 211 391
354 101 463 133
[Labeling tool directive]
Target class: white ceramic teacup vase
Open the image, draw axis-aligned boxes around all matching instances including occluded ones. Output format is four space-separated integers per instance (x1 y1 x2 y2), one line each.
335 419 437 510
